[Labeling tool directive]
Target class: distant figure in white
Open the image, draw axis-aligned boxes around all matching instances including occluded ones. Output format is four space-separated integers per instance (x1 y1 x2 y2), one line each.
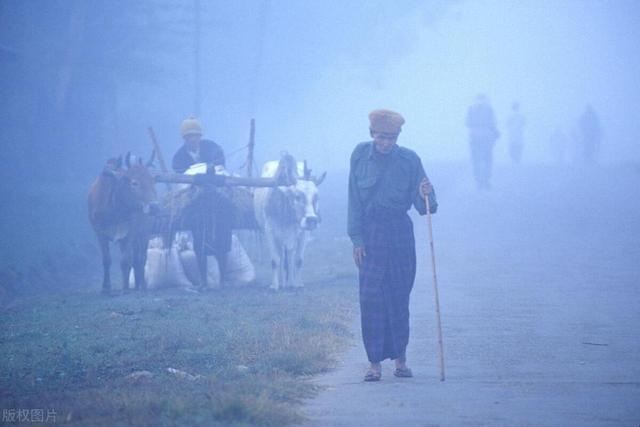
578 104 602 164
506 101 526 164
254 154 326 290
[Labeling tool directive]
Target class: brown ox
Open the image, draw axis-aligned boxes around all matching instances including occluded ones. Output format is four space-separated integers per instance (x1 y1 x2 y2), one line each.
88 152 157 294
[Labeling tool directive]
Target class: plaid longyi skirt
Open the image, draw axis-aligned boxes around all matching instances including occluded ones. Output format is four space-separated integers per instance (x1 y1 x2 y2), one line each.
359 207 416 363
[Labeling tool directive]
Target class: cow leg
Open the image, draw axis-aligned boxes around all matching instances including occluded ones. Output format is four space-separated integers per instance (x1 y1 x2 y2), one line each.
192 231 208 289
97 233 112 294
279 246 288 290
265 229 282 290
119 239 132 292
214 251 227 287
270 258 281 291
285 246 297 289
213 194 233 287
282 247 288 289
292 232 307 288
133 237 148 291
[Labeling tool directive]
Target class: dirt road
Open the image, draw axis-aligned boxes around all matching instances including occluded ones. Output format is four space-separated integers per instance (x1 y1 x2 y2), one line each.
303 164 640 427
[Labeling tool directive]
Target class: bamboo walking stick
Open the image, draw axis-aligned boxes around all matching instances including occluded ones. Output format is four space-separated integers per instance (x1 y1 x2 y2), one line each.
425 192 445 381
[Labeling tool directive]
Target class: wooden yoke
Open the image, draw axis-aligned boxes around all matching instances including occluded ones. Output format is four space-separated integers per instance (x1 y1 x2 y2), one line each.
154 169 293 188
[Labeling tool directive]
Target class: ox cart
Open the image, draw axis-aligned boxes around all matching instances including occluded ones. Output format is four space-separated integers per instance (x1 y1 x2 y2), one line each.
89 155 296 295
149 164 295 290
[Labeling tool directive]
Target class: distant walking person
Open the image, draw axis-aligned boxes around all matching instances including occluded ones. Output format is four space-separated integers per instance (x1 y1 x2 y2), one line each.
348 109 438 382
578 105 602 163
506 102 526 164
466 94 499 189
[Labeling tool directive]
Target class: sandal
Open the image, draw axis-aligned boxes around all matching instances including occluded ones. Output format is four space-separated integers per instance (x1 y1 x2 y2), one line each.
364 369 381 382
393 367 413 378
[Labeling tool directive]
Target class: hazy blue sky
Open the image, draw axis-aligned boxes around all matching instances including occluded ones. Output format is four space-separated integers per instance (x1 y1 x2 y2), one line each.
7 0 634 173
115 0 639 172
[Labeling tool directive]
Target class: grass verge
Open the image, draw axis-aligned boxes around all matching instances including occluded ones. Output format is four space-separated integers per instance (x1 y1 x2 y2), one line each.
0 280 357 426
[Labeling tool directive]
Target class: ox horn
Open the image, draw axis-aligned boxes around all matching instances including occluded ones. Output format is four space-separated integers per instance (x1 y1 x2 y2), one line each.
313 171 326 186
125 151 132 169
145 149 156 168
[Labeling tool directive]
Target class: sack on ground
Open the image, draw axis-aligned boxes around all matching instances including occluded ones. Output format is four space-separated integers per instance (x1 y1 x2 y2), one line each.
137 232 254 288
130 237 192 288
226 234 255 286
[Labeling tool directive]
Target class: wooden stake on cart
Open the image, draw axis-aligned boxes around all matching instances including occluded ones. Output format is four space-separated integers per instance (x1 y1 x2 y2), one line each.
147 127 171 190
246 118 255 178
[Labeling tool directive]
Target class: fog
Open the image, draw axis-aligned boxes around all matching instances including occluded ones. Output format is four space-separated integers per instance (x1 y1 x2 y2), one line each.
1 1 639 425
2 0 640 178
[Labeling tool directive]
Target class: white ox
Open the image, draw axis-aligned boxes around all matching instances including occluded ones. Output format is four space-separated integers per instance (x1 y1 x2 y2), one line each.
254 155 326 290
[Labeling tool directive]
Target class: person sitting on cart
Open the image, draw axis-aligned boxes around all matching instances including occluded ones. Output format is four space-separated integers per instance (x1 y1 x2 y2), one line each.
172 117 232 289
173 117 226 173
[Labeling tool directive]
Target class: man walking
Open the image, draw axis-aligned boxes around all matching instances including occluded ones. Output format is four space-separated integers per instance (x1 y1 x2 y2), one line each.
348 109 438 382
466 94 499 189
578 104 602 163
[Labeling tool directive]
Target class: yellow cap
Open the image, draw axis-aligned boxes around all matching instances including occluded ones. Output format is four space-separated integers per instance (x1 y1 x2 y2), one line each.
181 117 202 137
369 109 405 135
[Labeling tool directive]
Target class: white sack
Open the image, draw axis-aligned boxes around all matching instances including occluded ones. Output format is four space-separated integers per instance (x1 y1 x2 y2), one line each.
226 235 255 286
130 236 192 288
